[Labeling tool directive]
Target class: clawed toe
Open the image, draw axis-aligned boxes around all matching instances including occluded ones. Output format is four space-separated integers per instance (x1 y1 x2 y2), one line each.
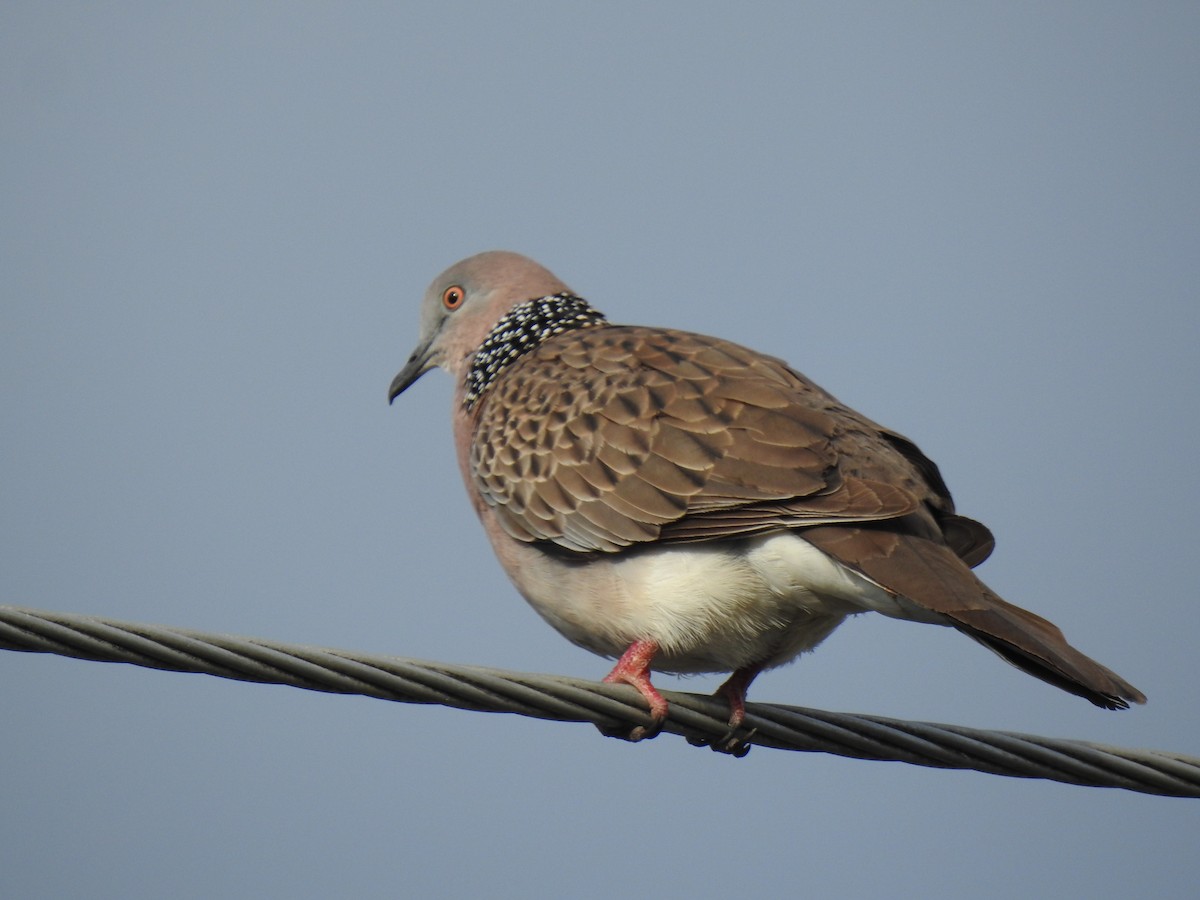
687 725 756 757
597 718 664 742
597 640 670 742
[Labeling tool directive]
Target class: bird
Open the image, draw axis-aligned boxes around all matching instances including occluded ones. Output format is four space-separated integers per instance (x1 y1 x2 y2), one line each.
388 250 1145 745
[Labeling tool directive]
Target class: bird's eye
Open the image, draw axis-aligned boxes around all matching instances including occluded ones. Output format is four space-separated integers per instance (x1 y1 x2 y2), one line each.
442 286 465 310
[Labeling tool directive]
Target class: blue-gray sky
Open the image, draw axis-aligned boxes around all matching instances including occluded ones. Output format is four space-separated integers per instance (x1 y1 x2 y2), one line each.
3 4 1197 898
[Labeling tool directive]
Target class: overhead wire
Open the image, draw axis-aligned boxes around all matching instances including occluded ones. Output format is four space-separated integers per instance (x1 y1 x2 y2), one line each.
1 604 1195 797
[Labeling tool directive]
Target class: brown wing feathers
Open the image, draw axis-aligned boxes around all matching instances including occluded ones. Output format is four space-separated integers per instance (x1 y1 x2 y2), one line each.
473 326 920 549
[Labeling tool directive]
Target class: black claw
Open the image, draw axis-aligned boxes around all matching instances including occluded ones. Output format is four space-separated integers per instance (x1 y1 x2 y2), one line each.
687 726 756 757
595 719 664 743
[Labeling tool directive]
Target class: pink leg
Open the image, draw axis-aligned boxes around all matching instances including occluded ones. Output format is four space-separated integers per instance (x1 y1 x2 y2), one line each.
603 639 668 724
714 664 762 729
683 664 762 756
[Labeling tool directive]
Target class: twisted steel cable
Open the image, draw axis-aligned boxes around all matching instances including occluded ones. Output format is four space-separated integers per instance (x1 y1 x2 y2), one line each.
1 604 1196 797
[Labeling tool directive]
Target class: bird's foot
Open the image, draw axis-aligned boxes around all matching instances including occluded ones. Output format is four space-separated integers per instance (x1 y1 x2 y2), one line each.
685 665 762 756
597 719 664 743
687 727 756 757
598 640 668 742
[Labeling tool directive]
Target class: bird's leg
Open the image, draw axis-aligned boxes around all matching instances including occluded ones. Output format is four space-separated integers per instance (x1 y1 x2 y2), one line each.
686 664 762 757
714 664 762 730
599 639 667 741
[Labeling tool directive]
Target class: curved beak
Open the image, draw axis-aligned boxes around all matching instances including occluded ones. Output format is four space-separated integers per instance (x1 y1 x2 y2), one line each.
388 337 436 404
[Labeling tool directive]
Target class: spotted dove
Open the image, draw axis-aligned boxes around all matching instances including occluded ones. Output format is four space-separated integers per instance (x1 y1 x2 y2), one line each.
389 251 1144 742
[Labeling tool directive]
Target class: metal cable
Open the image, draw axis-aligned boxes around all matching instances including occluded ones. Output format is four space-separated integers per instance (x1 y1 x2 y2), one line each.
1 604 1196 797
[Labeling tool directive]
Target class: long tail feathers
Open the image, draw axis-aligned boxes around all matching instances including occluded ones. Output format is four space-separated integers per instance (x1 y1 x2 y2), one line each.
950 593 1146 709
802 524 1146 709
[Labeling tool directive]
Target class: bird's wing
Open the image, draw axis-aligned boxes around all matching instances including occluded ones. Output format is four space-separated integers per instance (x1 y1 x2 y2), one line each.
471 325 935 553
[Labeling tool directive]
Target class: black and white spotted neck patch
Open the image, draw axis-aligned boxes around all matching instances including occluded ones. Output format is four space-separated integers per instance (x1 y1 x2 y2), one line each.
464 293 608 408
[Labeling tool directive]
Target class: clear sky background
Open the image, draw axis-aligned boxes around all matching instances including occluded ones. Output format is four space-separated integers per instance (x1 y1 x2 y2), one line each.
3 4 1198 898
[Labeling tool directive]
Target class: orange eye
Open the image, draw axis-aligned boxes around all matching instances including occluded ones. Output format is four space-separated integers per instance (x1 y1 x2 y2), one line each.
442 285 465 310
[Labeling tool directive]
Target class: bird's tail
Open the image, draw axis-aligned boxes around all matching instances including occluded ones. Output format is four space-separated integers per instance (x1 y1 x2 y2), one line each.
948 589 1146 709
803 525 1146 709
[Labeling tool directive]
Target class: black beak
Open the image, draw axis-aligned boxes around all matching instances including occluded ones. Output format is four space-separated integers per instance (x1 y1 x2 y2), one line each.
388 339 435 404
